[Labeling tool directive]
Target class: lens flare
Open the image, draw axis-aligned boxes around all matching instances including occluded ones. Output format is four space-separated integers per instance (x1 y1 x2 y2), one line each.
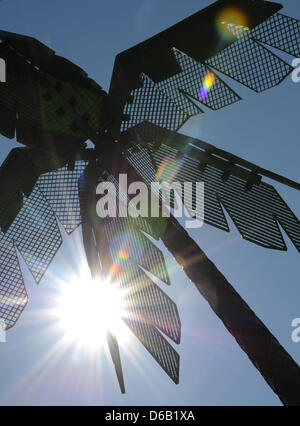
156 153 182 181
111 263 121 275
199 71 216 101
118 251 129 261
216 6 249 40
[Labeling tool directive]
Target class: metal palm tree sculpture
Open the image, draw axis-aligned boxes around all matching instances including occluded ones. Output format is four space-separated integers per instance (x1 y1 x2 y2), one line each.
0 0 299 405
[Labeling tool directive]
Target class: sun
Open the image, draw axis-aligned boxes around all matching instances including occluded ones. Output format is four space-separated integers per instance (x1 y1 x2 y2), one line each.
55 267 129 349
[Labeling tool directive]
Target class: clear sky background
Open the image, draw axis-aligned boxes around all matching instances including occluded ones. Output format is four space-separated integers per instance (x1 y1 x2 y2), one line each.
0 0 299 406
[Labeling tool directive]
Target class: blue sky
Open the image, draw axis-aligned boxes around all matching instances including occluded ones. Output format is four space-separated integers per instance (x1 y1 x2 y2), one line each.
0 0 299 406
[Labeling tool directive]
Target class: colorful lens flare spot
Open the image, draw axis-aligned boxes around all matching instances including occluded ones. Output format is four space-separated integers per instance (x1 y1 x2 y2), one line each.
156 154 178 181
199 71 216 101
111 264 121 274
118 251 129 261
216 6 249 40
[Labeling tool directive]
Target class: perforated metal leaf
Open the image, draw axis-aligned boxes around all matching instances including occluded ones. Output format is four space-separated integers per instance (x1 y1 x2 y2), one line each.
0 29 107 149
121 74 190 133
158 48 241 111
3 187 62 282
99 169 161 240
0 186 62 328
123 317 180 384
153 144 300 250
109 1 295 139
0 234 27 329
206 36 292 92
78 161 181 385
252 13 300 57
104 218 170 286
123 124 300 252
37 160 88 234
105 220 181 381
106 250 180 344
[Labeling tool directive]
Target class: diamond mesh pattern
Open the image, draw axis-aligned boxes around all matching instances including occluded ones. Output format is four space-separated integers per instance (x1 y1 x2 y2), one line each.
97 169 169 282
37 160 87 234
123 317 180 384
4 187 62 282
156 64 202 116
125 144 156 184
121 74 189 133
0 234 27 329
37 74 105 139
85 162 181 382
113 247 180 381
0 39 106 147
104 242 180 343
150 144 300 251
220 22 250 39
206 36 292 92
157 48 241 111
118 13 299 134
105 218 170 285
125 143 176 213
121 266 179 342
101 170 161 240
252 13 300 57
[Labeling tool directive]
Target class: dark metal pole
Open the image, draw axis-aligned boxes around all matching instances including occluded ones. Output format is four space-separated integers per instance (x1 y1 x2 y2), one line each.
161 214 300 406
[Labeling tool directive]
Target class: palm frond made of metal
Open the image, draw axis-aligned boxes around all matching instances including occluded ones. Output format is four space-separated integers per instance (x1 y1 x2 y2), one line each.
0 27 109 233
0 158 88 329
0 29 107 146
77 163 181 388
123 123 300 253
109 0 298 138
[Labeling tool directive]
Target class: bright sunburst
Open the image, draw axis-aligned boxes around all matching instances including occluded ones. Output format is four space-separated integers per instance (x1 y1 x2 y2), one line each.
55 267 129 349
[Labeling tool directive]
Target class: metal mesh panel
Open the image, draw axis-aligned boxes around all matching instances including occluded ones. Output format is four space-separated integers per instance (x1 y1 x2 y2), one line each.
0 37 106 147
157 48 241 111
37 74 105 140
112 258 180 343
252 13 300 57
220 22 250 39
101 170 161 240
85 167 181 382
121 74 190 133
37 160 87 234
206 37 292 92
4 187 62 282
125 144 156 185
150 144 300 251
125 140 225 230
0 234 27 329
123 317 180 384
105 217 170 286
103 217 181 342
125 142 185 217
156 59 202 116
